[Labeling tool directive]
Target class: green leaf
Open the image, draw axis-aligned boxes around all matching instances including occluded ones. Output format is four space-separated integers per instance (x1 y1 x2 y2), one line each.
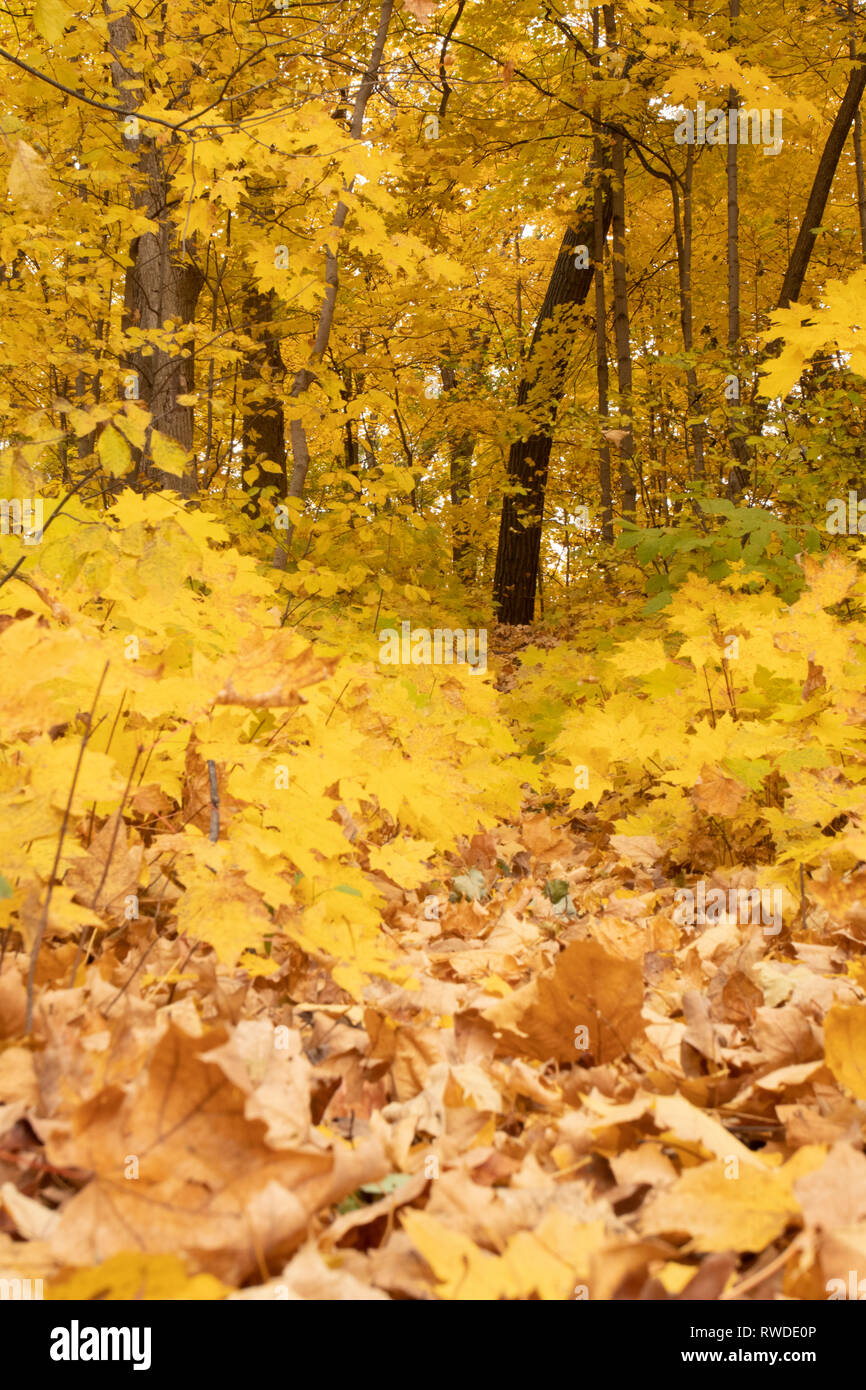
642 590 673 615
544 878 569 905
360 1173 412 1197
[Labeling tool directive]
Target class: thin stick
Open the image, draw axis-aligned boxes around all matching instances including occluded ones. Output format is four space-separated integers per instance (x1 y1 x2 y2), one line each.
25 663 109 1031
719 1236 803 1300
207 759 220 843
800 862 808 933
165 939 199 1005
0 466 102 593
102 858 178 1018
69 746 142 985
324 680 351 726
703 666 717 729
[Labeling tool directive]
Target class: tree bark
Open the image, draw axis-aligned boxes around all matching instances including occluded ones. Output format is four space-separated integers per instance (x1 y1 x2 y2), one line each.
593 128 613 543
671 147 705 478
849 0 866 261
241 286 287 518
601 6 636 520
440 364 474 577
107 5 204 497
491 168 613 623
776 45 866 310
276 0 394 564
750 41 866 416
610 130 636 517
725 0 750 494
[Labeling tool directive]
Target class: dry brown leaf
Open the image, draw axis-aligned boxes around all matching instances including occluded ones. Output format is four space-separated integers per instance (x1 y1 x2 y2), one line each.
403 0 437 19
45 1020 386 1283
793 1143 866 1231
65 812 143 920
480 938 645 1064
691 763 747 817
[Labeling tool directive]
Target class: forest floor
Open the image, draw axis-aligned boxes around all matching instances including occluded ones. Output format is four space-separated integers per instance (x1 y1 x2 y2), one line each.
2 725 862 1301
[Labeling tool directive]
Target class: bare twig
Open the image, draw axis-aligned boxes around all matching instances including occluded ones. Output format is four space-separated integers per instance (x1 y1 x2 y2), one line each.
25 663 109 1031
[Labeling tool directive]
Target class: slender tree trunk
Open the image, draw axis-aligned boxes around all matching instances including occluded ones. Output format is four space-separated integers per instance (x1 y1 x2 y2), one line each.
492 28 614 622
341 367 360 475
678 1 704 479
849 0 866 260
747 40 866 431
593 133 613 542
672 146 705 479
726 115 740 346
440 364 473 577
241 286 287 518
601 6 636 520
277 0 394 565
777 43 866 310
610 131 636 517
492 185 613 621
854 104 866 261
725 0 750 495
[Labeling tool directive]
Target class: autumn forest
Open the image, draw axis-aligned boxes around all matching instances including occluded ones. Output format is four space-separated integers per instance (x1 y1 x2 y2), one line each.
2 0 866 1320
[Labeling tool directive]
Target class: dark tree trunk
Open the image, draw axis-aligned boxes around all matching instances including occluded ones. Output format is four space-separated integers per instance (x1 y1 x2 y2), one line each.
671 148 705 478
241 286 287 518
603 8 636 519
853 4 866 263
108 5 204 497
493 171 613 624
776 48 866 311
749 43 866 426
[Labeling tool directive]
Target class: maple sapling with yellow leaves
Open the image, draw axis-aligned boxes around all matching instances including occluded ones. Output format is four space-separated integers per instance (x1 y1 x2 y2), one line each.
3 0 866 1327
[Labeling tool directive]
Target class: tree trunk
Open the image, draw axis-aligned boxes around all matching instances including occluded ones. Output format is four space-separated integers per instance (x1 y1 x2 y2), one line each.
849 0 866 260
776 44 866 310
492 119 613 620
601 6 636 520
593 129 613 543
440 364 474 577
725 0 750 494
671 147 705 478
241 286 287 518
610 130 636 518
750 42 866 416
276 0 394 564
107 6 204 497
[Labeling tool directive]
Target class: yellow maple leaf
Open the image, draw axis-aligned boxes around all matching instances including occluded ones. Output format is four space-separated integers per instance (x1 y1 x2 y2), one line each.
403 1208 608 1299
175 873 272 965
824 1004 866 1099
47 1252 230 1301
640 1159 801 1254
367 838 437 889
